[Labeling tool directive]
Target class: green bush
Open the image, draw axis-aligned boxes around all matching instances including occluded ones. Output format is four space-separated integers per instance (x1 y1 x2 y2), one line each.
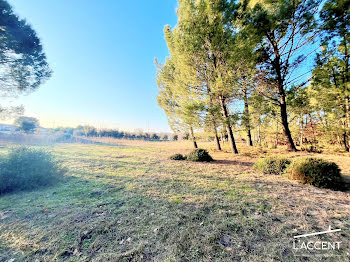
301 145 322 153
286 158 343 190
186 149 213 162
55 133 73 142
253 156 291 175
169 153 186 160
0 147 65 194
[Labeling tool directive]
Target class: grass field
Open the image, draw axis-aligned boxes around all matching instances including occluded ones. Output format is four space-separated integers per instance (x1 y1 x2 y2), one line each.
0 140 349 261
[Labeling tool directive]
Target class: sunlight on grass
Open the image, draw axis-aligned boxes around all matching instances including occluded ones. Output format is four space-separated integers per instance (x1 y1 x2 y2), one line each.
0 141 349 261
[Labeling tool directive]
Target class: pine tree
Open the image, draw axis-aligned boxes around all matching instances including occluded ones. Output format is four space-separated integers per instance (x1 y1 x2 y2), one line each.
173 0 240 153
240 0 321 151
0 0 51 118
309 0 350 151
156 58 204 149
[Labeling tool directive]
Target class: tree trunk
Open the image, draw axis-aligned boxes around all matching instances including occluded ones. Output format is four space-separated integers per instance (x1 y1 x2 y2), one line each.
342 38 350 152
207 87 222 151
343 131 349 152
279 100 297 151
208 112 221 150
272 42 297 151
247 127 253 147
219 96 238 154
274 119 279 148
342 102 349 152
190 126 198 149
243 87 253 146
299 116 304 147
209 108 221 151
308 113 317 144
214 128 221 150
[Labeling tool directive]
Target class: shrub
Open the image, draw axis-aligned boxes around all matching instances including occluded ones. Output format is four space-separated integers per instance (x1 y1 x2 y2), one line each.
151 133 160 140
14 116 39 134
253 156 291 175
186 149 213 162
0 147 65 194
301 145 322 153
286 158 343 190
169 153 186 160
55 133 73 142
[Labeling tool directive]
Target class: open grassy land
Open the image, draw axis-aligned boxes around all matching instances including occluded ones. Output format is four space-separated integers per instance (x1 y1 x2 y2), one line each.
0 141 349 261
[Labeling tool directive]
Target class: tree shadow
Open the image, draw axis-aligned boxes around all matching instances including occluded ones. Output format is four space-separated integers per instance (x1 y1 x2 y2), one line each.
1 168 349 261
211 159 254 167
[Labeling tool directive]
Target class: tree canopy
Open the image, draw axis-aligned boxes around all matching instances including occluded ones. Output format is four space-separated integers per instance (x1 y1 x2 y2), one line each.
14 116 39 134
156 0 350 152
0 0 51 118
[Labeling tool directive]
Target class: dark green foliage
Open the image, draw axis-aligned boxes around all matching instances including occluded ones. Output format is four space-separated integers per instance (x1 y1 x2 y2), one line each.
320 0 349 40
14 116 39 134
169 153 186 160
151 133 160 140
286 158 343 190
0 0 51 94
253 157 291 175
55 133 73 142
74 126 166 141
309 0 350 152
301 145 323 153
186 149 213 162
182 133 190 140
0 147 64 194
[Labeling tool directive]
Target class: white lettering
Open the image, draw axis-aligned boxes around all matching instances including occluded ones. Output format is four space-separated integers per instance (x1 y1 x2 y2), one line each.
307 242 314 250
314 241 321 250
293 241 341 251
335 242 341 249
301 242 307 249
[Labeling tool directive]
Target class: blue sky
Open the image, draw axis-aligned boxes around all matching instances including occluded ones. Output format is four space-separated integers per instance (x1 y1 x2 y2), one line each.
8 0 178 132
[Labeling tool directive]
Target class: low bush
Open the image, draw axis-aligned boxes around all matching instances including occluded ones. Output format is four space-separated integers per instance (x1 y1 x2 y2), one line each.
253 156 291 175
301 145 323 153
186 149 213 162
55 133 73 142
0 147 65 194
286 158 343 190
169 153 186 160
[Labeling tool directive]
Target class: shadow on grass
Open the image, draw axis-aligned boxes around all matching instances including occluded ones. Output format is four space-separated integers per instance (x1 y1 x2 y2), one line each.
212 159 254 167
1 171 349 262
340 174 350 190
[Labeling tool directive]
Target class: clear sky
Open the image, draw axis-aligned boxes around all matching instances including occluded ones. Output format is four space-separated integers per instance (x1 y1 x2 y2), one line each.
7 0 178 132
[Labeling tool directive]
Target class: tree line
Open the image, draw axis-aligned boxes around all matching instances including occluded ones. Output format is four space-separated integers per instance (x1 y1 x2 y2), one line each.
156 0 349 153
50 126 178 141
11 118 180 141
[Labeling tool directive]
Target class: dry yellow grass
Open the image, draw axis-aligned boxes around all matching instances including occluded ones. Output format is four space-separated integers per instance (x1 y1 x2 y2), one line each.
0 140 349 261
